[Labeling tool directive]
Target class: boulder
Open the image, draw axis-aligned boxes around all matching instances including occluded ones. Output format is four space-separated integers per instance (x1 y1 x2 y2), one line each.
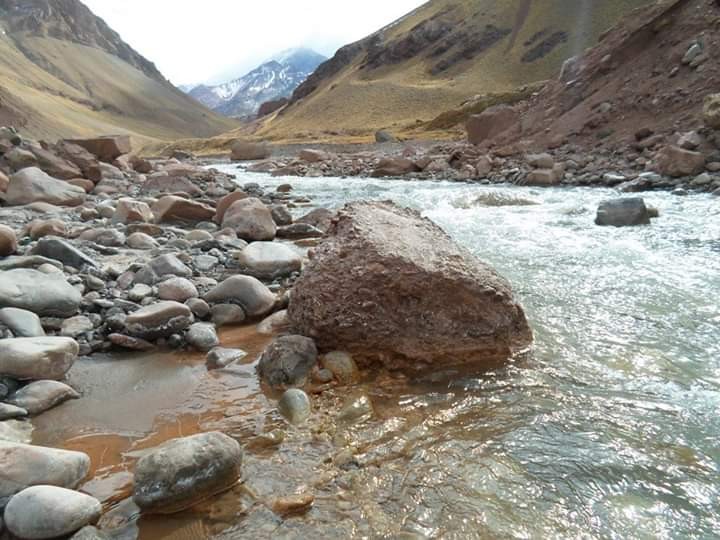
141 174 202 197
157 277 198 302
277 388 311 425
375 130 397 143
211 304 246 327
53 141 99 175
152 196 215 224
299 149 331 163
4 486 102 539
287 201 533 365
29 237 96 269
7 380 80 415
113 199 154 224
595 198 652 227
234 242 302 280
0 169 8 192
134 254 191 285
703 93 720 129
0 441 90 502
296 208 335 232
30 146 82 179
185 323 219 352
204 276 276 319
466 105 519 145
371 157 420 177
258 335 318 387
124 301 194 340
654 145 705 177
0 308 44 337
0 337 78 380
0 269 81 317
4 148 37 170
5 168 85 206
66 136 131 162
214 191 249 224
221 197 276 241
0 225 17 256
132 432 242 514
524 167 562 186
206 347 247 369
230 140 271 161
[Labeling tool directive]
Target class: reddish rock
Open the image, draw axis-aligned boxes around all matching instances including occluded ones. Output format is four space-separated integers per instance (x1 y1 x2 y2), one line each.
299 149 331 163
131 156 154 174
5 168 86 207
371 157 420 177
113 198 154 224
654 145 705 177
214 191 249 224
25 219 67 240
65 178 95 193
152 196 214 224
66 136 132 162
221 198 276 241
466 105 520 145
141 174 202 196
54 141 100 174
0 225 17 256
230 141 271 161
287 201 533 366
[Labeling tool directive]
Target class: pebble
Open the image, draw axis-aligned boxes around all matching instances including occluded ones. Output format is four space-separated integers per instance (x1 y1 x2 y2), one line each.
278 389 311 425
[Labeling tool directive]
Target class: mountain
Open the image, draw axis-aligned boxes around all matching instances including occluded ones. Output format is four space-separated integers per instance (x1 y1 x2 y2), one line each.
258 0 654 142
0 0 237 143
186 48 327 118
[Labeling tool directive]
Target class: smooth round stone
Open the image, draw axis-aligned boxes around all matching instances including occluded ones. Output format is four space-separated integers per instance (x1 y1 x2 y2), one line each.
7 380 80 415
206 347 247 369
211 304 246 327
234 242 302 280
256 309 289 335
278 389 311 425
0 224 17 256
0 308 45 337
60 316 94 338
124 301 194 340
0 337 79 381
322 351 359 384
4 486 102 539
185 298 210 319
204 275 276 319
185 323 219 352
185 230 213 243
0 403 28 421
157 277 198 303
128 283 153 303
0 269 82 317
126 232 158 250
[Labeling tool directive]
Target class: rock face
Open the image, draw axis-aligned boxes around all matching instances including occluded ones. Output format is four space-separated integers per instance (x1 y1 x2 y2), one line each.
230 141 271 161
288 201 533 365
466 105 519 145
654 145 705 177
0 337 78 380
66 136 131 162
132 432 242 514
221 198 276 241
5 167 86 206
0 441 90 502
595 198 651 227
0 269 82 317
234 242 302 279
703 93 720 129
258 335 318 387
4 486 102 539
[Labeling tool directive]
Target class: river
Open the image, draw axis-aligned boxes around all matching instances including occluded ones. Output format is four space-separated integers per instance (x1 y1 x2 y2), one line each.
35 169 720 538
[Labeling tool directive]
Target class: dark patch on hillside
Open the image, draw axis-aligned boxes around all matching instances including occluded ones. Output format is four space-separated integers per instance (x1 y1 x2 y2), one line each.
522 31 569 63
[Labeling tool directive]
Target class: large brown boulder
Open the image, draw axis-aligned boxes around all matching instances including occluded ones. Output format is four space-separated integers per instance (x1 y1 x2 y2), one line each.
654 145 705 177
288 201 532 366
5 167 86 206
29 147 82 180
65 136 131 162
371 157 420 178
221 197 276 241
230 141 271 161
466 105 519 145
53 141 99 175
152 196 214 224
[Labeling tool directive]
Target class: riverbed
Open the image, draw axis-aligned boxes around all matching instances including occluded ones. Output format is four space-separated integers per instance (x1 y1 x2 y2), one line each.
35 169 720 538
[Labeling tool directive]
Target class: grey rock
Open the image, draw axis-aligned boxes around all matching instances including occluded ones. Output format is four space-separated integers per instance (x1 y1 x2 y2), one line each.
7 380 80 415
0 269 82 317
157 277 198 303
595 198 652 227
135 254 192 285
126 232 158 250
5 167 85 207
337 394 374 424
30 237 97 269
322 351 359 384
206 347 247 369
71 526 111 540
124 301 194 340
0 308 45 337
0 337 78 380
211 304 246 327
185 323 219 352
276 223 325 239
234 242 302 280
60 316 94 338
185 298 210 319
204 276 276 319
0 404 28 421
257 335 318 387
256 310 289 335
278 389 311 425
0 420 33 444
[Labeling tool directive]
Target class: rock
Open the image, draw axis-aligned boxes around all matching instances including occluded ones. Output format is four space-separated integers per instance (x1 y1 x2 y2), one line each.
0 404 27 421
214 191 249 224
157 278 198 302
0 441 90 502
135 254 192 284
288 201 533 365
0 225 17 256
0 170 8 192
108 334 155 351
204 276 276 319
475 155 493 177
78 228 125 247
375 130 397 143
70 526 111 540
5 168 85 206
299 149 330 162
257 310 289 335
186 298 210 319
4 148 37 170
296 208 335 233
234 242 302 280
185 230 213 243
524 168 561 186
270 493 314 516
527 153 554 169
277 389 311 425
0 308 44 337
26 219 67 240
271 205 293 226
0 269 81 316
0 337 78 380
141 174 202 196
66 136 131 162
371 157 420 177
595 198 652 227
276 223 324 239
132 432 242 514
7 380 79 415
4 486 102 539
704 93 720 129
185 323 219 352
257 335 318 387
322 351 358 384
113 199 153 224
210 304 246 327
53 141 98 175
337 394 374 424
0 420 32 444
221 198 276 241
466 105 519 145
126 232 158 250
152 196 215 224
60 316 93 338
655 145 705 177
30 237 96 269
129 283 154 303
230 141 271 161
124 301 194 340
677 131 702 150
30 146 83 179
206 347 247 369
691 172 713 187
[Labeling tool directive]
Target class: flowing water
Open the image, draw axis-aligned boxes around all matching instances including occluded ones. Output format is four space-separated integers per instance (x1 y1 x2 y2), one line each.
36 169 720 539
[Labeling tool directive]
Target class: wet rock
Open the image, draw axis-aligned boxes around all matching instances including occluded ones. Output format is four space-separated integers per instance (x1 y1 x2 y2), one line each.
126 232 158 250
4 486 102 539
0 225 17 256
211 304 246 327
7 380 80 415
257 310 289 335
371 157 420 177
30 237 96 269
595 198 652 227
0 404 27 421
221 197 276 241
258 335 318 387
132 432 242 514
288 201 533 365
654 145 705 177
61 316 94 338
230 140 271 161
157 277 198 303
322 351 359 384
206 347 247 369
66 136 131 162
466 105 519 145
337 394 374 424
124 301 194 340
0 337 78 380
108 334 155 351
0 420 32 444
0 441 90 501
185 323 219 352
234 242 302 280
704 93 720 129
5 167 85 207
113 199 154 224
0 308 44 337
277 388 311 425
152 196 215 224
0 269 81 317
204 276 276 319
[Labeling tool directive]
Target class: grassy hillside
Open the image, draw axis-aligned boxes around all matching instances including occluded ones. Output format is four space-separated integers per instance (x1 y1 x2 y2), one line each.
0 0 237 145
258 0 653 142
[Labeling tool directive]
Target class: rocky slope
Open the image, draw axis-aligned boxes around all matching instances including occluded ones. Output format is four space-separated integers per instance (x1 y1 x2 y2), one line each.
0 0 237 143
258 0 653 142
187 48 327 119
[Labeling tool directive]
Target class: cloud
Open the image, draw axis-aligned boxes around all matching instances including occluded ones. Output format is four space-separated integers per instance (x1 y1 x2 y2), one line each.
82 0 428 85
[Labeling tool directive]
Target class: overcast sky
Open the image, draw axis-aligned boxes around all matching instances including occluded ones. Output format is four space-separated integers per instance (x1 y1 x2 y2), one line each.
82 0 427 86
